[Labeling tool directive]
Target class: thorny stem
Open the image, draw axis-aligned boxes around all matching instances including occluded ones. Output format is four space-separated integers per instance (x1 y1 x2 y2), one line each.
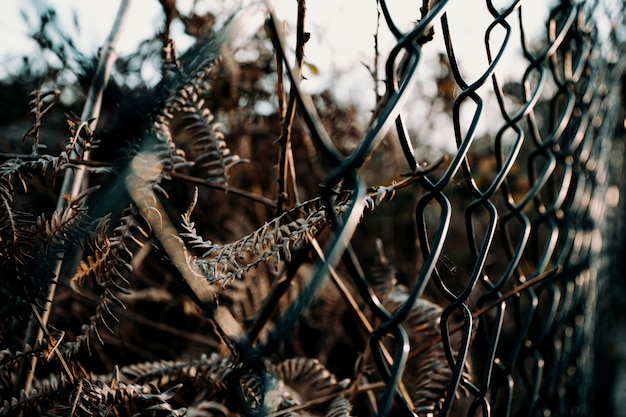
276 21 286 120
373 1 382 102
265 10 342 167
417 0 436 45
275 0 307 216
0 156 277 208
17 0 132 396
366 0 382 103
168 171 277 208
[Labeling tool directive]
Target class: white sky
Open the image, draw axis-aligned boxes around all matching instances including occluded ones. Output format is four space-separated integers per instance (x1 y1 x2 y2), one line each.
1 1 552 82
0 0 556 155
0 0 441 107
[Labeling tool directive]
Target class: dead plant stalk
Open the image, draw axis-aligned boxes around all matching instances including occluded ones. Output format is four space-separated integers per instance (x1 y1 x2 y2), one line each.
17 0 133 396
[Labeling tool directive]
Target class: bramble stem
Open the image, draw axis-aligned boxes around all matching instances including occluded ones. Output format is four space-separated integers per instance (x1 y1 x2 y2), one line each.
275 0 307 216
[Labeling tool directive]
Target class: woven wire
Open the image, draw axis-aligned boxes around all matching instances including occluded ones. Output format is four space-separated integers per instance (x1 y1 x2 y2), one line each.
240 0 626 416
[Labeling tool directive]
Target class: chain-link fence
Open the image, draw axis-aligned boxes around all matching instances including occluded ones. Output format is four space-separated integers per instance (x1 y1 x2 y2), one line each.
2 0 625 416
258 0 626 416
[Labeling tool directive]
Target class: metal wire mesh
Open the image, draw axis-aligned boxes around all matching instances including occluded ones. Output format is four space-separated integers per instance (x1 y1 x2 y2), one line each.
239 0 626 416
9 0 618 413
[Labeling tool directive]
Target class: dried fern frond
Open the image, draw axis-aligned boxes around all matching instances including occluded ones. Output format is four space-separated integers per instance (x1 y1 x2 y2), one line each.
64 111 98 160
121 352 232 391
179 62 245 184
0 156 66 197
152 59 245 187
181 177 411 284
152 130 192 183
158 64 217 120
0 343 45 372
72 207 148 288
139 85 191 199
135 384 186 417
121 353 236 415
0 186 93 333
2 189 96 332
238 366 283 413
0 368 185 417
0 190 92 322
269 358 352 417
0 343 49 395
148 61 222 193
70 206 150 344
326 395 353 417
0 133 110 201
363 183 398 211
0 349 20 391
160 35 183 89
369 240 472 415
369 238 398 299
71 368 182 417
0 199 34 272
0 373 73 417
271 358 348 400
21 89 60 154
120 354 352 416
32 188 96 258
388 291 472 415
181 197 328 283
184 101 245 185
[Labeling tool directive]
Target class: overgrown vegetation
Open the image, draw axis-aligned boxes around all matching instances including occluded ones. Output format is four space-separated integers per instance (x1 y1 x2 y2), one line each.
0 1 470 416
2 0 625 416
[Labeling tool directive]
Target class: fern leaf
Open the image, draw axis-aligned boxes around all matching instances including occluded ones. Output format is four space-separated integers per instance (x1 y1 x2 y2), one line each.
181 197 328 283
21 89 60 154
151 53 244 187
63 112 98 160
121 352 232 389
139 384 186 417
0 373 73 416
0 158 43 195
0 152 107 201
160 35 183 89
145 64 219 197
0 175 82 332
70 369 179 417
144 118 191 200
386 288 473 414
70 206 149 345
0 343 45 371
0 195 33 269
184 104 245 184
0 192 94 333
368 243 474 414
179 174 417 285
32 191 95 259
270 358 352 415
